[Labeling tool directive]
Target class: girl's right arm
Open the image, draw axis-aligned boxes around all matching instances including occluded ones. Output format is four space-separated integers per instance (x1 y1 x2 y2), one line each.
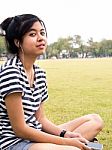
5 92 90 150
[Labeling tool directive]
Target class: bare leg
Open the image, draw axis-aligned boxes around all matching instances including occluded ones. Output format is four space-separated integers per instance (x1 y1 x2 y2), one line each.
58 114 104 141
29 143 80 150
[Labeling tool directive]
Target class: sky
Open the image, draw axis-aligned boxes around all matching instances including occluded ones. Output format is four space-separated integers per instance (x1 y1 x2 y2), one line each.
0 0 112 44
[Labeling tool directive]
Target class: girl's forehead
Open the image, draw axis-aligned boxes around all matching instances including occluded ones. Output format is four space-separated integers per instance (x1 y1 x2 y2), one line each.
31 21 44 30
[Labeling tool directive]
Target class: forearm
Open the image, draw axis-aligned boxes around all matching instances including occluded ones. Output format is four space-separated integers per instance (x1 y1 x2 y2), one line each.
35 103 63 136
15 124 86 149
14 124 88 149
40 117 62 136
15 124 66 145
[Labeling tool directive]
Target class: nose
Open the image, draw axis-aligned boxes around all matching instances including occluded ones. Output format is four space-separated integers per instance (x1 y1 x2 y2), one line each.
37 33 44 42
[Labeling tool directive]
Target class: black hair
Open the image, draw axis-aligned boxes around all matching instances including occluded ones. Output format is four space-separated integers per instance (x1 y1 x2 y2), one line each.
0 14 47 54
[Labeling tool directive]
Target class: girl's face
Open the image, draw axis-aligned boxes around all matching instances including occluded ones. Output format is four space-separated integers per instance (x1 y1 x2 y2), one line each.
20 21 47 57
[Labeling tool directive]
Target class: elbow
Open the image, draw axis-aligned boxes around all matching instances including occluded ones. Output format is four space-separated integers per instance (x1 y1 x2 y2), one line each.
14 129 25 138
12 124 27 138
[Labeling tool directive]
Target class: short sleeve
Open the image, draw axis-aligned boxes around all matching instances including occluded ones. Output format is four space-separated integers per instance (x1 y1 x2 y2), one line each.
0 66 23 99
40 71 48 102
41 77 48 102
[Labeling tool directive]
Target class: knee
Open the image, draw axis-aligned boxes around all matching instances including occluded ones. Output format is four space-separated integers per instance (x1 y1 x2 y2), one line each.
89 114 104 131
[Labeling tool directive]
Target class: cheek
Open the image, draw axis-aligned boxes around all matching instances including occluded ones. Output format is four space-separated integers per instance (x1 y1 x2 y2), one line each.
21 41 32 52
23 38 34 47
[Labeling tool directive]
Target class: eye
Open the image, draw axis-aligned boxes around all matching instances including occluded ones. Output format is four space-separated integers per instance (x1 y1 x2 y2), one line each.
29 32 36 37
40 31 46 36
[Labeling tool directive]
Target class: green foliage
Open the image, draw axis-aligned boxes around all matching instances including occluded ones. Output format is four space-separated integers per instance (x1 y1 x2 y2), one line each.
47 36 74 58
37 58 112 150
0 36 6 55
47 35 112 58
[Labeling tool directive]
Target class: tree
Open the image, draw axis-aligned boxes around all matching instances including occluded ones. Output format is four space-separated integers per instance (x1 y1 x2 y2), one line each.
47 36 74 58
46 35 112 59
73 35 85 58
0 36 6 56
98 39 112 57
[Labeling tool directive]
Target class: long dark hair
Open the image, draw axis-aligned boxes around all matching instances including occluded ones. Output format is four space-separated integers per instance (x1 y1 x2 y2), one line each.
0 14 47 54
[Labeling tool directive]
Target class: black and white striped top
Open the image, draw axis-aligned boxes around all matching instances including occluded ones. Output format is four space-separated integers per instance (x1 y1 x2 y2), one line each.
0 56 48 150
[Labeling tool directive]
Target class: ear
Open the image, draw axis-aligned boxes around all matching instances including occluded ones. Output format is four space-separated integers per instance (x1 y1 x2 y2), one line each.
14 39 20 47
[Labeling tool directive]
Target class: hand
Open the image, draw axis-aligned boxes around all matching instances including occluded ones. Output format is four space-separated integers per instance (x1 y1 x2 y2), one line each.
64 131 91 150
64 131 88 143
74 138 91 150
64 131 83 138
65 138 91 150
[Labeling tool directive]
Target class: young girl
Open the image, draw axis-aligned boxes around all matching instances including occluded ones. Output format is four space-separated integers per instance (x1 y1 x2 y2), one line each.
0 14 103 150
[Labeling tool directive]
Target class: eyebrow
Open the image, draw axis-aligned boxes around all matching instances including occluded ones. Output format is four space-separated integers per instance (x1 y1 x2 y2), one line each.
28 28 45 32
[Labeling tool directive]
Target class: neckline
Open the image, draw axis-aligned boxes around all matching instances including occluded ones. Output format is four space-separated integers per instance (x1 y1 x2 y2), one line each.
17 56 36 91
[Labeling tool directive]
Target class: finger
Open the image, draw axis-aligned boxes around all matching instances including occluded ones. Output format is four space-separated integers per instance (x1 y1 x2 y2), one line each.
75 134 82 138
74 132 82 137
78 137 88 144
83 145 92 150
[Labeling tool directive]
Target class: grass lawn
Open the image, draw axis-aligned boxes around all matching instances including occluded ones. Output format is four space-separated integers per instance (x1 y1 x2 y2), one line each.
37 57 112 150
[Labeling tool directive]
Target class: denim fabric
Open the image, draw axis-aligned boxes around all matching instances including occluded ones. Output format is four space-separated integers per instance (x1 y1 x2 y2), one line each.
6 140 33 150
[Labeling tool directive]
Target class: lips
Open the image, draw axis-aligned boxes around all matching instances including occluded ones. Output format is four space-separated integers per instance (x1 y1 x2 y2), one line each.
36 43 45 49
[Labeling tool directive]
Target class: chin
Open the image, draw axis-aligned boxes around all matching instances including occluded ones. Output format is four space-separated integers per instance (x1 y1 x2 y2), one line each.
37 50 46 56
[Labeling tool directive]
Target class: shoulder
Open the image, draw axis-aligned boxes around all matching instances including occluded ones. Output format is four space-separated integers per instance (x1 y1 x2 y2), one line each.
1 56 19 69
0 56 20 77
35 65 47 76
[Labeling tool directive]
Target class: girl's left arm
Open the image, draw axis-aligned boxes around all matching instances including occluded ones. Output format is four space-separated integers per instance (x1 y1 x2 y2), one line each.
35 103 88 142
35 103 62 136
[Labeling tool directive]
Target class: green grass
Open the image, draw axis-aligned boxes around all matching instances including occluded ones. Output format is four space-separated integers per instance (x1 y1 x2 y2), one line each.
37 58 112 150
1 58 111 149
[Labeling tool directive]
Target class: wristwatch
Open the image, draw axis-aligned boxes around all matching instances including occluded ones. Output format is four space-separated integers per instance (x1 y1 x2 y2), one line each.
60 130 67 137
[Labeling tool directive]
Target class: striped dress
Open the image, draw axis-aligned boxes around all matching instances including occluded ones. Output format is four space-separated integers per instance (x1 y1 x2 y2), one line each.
0 56 48 150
